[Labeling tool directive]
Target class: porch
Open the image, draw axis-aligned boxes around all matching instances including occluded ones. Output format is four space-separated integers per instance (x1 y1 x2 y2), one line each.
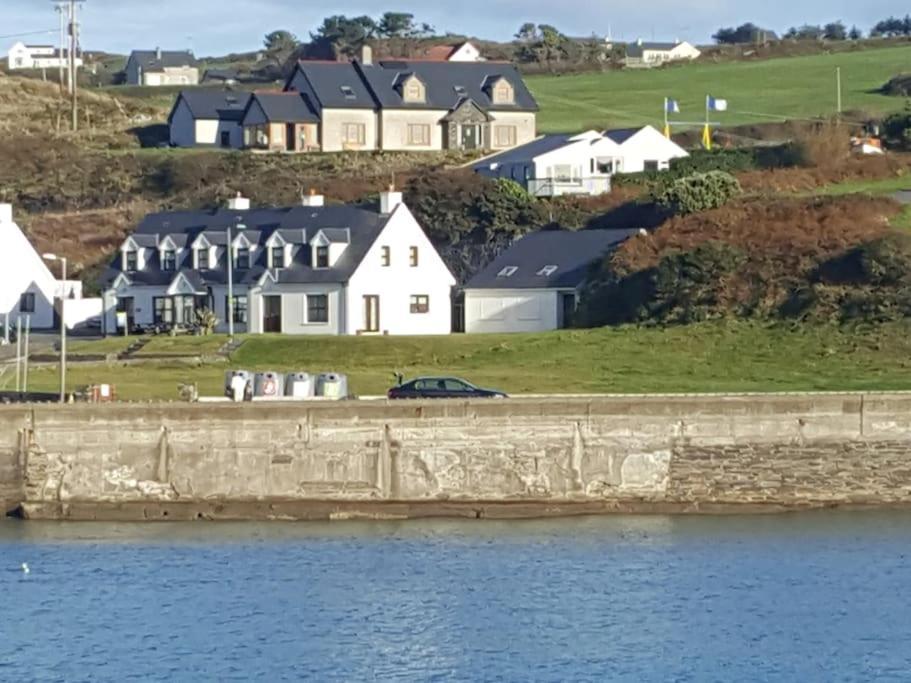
244 122 320 153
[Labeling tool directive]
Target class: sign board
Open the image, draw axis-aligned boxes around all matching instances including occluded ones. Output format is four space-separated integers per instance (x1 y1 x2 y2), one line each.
116 311 127 329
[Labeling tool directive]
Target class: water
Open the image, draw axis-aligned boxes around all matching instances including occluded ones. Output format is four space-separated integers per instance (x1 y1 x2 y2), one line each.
2 512 911 682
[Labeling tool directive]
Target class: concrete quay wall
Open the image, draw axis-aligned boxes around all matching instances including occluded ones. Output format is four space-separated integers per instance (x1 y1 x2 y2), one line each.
2 393 910 520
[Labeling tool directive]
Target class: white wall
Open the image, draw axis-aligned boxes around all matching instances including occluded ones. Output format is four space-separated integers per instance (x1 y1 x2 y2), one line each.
321 108 378 152
617 126 688 173
449 42 484 62
346 204 455 335
253 282 345 335
489 111 537 150
464 289 561 333
62 298 103 330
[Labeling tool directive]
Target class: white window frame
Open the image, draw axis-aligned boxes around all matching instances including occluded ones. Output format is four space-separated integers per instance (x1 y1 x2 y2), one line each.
304 293 330 325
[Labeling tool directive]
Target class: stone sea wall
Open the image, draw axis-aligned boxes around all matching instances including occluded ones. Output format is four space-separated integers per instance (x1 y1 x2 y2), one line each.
1 393 910 520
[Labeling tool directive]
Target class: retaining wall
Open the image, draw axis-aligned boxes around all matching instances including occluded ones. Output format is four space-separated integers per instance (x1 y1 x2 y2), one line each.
2 393 910 520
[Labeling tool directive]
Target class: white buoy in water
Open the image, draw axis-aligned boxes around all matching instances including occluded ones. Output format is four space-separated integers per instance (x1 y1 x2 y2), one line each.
21 563 29 574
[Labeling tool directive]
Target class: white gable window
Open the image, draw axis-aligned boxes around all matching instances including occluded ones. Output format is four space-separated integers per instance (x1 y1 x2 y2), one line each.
196 248 210 270
124 250 138 272
537 265 558 277
492 79 514 105
402 75 426 103
314 245 329 269
497 266 518 278
161 250 176 272
270 245 286 269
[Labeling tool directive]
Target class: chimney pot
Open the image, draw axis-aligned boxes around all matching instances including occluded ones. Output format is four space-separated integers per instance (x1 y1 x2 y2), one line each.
302 190 324 207
380 188 404 215
227 193 251 211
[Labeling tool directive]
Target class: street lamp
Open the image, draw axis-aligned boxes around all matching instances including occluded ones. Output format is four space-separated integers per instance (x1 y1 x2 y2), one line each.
43 253 67 403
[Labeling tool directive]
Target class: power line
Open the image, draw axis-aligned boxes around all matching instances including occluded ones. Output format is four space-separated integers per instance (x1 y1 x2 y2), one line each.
0 29 56 40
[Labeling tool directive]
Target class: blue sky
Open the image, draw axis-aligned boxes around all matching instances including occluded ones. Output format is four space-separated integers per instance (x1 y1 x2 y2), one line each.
1 0 904 56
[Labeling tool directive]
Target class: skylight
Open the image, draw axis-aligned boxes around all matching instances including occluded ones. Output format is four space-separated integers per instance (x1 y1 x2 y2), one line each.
497 266 518 278
340 85 356 100
537 265 558 277
454 85 467 95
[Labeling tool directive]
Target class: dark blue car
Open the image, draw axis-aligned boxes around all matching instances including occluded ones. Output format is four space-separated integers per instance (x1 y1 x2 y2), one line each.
387 377 508 400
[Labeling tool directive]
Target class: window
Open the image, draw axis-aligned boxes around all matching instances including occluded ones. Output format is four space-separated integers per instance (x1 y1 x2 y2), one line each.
553 165 573 182
537 265 558 277
407 123 431 146
19 293 35 313
220 131 231 148
596 158 615 174
409 246 419 267
153 297 174 324
381 246 391 267
644 160 660 172
315 246 329 269
494 125 517 148
404 79 425 102
342 122 366 145
125 250 138 272
493 81 514 104
497 266 518 278
197 249 209 270
162 250 176 271
307 294 329 323
270 246 285 269
410 295 429 314
235 247 250 270
225 295 248 324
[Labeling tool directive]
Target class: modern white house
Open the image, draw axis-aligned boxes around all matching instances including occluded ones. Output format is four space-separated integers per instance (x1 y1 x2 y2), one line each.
474 126 688 195
168 91 252 148
0 203 101 332
462 229 638 333
124 49 198 86
100 191 456 336
624 40 701 67
6 42 82 70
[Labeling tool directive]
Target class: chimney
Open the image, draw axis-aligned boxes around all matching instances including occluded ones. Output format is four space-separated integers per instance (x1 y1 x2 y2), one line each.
0 203 12 225
360 44 373 65
301 188 325 207
155 46 162 61
227 191 250 211
636 38 643 46
380 184 403 214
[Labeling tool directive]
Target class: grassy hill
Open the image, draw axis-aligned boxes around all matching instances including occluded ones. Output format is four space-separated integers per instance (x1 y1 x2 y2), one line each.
528 45 911 132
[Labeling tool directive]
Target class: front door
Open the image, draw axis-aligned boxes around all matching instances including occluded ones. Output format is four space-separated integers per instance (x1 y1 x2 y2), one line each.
363 295 380 333
117 297 135 331
461 125 479 150
285 123 296 152
263 295 282 333
561 293 576 329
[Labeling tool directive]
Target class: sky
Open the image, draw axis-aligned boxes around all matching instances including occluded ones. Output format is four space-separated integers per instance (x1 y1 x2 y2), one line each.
0 0 905 56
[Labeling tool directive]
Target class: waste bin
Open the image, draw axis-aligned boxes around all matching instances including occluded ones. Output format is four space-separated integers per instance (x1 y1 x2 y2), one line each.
224 370 253 400
254 371 285 398
285 372 314 399
316 372 348 399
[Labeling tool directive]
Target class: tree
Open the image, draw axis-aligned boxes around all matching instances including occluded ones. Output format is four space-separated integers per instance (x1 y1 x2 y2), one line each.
310 15 377 59
378 12 417 37
515 23 538 42
712 22 774 44
871 16 906 37
848 25 863 40
823 21 847 41
263 30 299 63
785 24 824 40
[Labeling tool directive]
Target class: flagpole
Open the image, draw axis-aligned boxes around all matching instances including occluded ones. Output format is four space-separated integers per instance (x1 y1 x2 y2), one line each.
704 94 712 151
664 97 669 139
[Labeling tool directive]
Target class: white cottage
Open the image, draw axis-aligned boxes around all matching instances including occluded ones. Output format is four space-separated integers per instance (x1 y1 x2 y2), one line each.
101 191 456 336
6 42 82 70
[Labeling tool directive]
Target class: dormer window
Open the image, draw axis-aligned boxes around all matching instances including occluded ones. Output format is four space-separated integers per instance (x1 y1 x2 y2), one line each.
315 246 329 269
402 75 426 103
196 248 209 270
270 246 285 269
235 247 250 270
497 266 518 278
537 265 558 277
162 250 176 272
492 78 514 105
125 250 138 272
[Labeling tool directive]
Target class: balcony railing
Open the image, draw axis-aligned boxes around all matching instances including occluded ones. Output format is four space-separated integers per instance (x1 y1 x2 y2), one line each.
526 176 612 197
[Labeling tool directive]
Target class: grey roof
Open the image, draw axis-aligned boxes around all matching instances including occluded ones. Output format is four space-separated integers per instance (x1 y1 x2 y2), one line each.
246 92 318 123
625 41 688 58
472 134 577 168
603 128 640 144
129 50 196 71
169 90 252 123
318 228 351 243
464 229 639 290
286 59 538 113
202 68 239 82
103 205 391 289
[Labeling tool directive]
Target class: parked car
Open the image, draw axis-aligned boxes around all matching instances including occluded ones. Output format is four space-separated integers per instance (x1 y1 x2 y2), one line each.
387 376 508 400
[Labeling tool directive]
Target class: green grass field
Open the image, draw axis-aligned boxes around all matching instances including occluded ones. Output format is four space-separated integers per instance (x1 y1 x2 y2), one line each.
10 321 911 401
527 45 911 132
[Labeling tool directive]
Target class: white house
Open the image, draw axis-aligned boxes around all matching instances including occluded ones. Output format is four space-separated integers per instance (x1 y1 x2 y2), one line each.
100 191 456 336
168 91 252 148
420 41 486 62
473 126 688 194
6 42 82 70
124 49 198 86
0 203 101 332
462 229 638 334
624 40 701 67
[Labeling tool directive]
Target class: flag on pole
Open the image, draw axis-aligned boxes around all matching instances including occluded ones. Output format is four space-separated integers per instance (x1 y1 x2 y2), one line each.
665 98 680 113
708 96 728 112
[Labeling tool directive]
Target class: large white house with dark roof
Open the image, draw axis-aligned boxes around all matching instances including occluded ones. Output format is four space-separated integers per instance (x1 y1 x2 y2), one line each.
100 190 455 336
624 40 701 67
462 229 638 333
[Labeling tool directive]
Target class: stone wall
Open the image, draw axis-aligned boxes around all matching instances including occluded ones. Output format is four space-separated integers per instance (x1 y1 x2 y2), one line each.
2 393 911 520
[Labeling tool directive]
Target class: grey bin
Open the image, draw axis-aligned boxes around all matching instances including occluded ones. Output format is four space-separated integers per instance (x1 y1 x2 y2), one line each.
316 373 348 399
253 371 285 398
224 370 253 397
285 372 314 399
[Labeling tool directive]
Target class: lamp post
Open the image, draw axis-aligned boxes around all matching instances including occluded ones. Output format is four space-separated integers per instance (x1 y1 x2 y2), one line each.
43 253 67 403
226 225 234 340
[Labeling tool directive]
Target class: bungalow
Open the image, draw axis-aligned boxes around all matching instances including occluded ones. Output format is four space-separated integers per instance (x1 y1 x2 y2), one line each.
0 203 101 332
6 42 82 70
100 190 456 336
124 49 198 86
473 125 688 195
624 40 701 67
461 229 638 334
168 91 251 148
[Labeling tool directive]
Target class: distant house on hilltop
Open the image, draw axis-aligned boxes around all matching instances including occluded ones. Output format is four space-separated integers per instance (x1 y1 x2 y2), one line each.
416 41 485 62
624 39 701 67
124 48 198 86
6 42 82 70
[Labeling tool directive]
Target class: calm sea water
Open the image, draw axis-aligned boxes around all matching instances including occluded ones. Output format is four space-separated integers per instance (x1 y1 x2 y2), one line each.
2 512 911 682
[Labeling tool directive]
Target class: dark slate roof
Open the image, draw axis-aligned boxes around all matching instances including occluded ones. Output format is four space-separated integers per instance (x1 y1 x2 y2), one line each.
287 62 377 109
103 205 391 289
202 68 239 82
472 134 577 168
358 61 538 112
603 127 640 144
464 229 640 290
170 90 252 122
129 49 196 70
248 92 318 123
625 41 689 58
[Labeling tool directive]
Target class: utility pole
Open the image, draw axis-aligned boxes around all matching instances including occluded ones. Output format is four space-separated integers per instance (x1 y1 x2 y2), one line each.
836 67 842 117
68 0 79 131
56 3 65 93
226 224 235 340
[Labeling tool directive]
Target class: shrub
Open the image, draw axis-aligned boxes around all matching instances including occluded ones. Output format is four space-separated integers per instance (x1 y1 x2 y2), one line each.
654 171 742 215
